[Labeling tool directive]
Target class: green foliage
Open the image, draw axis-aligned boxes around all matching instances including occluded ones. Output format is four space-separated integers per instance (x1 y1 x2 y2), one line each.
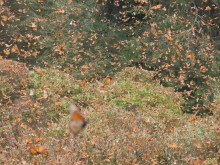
30 69 82 100
108 77 181 113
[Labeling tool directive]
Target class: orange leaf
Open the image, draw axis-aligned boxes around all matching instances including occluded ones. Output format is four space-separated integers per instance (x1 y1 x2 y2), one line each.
95 8 99 12
1 15 8 21
186 52 195 59
35 137 42 143
54 145 61 152
205 6 211 11
67 0 72 3
3 49 10 55
104 76 113 85
26 138 33 144
168 143 182 148
176 44 183 50
79 81 86 87
30 146 38 154
34 161 39 165
63 68 70 73
190 157 204 165
164 34 173 41
200 66 207 72
81 65 89 69
31 23 37 31
188 115 198 122
122 17 130 22
37 146 45 153
151 4 162 10
11 44 20 53
73 38 77 43
42 151 49 157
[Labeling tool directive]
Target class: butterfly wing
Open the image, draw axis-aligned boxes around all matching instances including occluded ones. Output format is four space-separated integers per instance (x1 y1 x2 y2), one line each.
69 102 87 135
69 101 80 113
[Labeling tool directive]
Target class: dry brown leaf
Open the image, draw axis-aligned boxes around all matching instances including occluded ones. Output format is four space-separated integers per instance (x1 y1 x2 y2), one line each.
63 146 71 153
81 65 89 69
79 81 86 87
190 157 204 165
193 142 202 149
34 161 39 165
54 145 61 152
188 115 198 122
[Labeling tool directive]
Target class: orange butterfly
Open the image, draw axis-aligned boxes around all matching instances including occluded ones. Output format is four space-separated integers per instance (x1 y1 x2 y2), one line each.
69 101 87 135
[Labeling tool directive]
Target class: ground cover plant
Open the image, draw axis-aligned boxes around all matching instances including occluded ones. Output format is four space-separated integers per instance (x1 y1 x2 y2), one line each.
0 64 219 164
0 0 219 164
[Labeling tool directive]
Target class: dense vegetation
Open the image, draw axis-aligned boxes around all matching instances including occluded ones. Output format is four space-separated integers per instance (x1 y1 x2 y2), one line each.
1 0 219 114
0 0 219 164
1 62 219 164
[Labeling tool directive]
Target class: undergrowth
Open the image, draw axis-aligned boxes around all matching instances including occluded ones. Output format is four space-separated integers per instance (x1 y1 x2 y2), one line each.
1 67 219 164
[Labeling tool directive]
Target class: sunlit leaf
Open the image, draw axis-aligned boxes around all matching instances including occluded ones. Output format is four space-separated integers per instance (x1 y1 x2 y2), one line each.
1 15 8 21
151 4 162 10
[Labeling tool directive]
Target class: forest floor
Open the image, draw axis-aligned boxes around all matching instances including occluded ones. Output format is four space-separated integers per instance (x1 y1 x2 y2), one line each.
0 60 219 164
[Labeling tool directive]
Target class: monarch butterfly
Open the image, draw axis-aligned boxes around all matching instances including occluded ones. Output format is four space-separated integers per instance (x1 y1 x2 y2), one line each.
69 101 87 135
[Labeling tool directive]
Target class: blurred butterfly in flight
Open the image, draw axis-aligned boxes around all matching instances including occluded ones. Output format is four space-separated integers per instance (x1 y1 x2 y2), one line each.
68 101 87 135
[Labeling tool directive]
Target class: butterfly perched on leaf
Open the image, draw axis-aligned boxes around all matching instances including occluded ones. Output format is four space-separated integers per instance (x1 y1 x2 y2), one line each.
69 101 87 135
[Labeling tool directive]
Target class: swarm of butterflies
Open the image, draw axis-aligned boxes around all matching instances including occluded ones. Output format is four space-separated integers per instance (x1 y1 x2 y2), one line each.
68 101 87 136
